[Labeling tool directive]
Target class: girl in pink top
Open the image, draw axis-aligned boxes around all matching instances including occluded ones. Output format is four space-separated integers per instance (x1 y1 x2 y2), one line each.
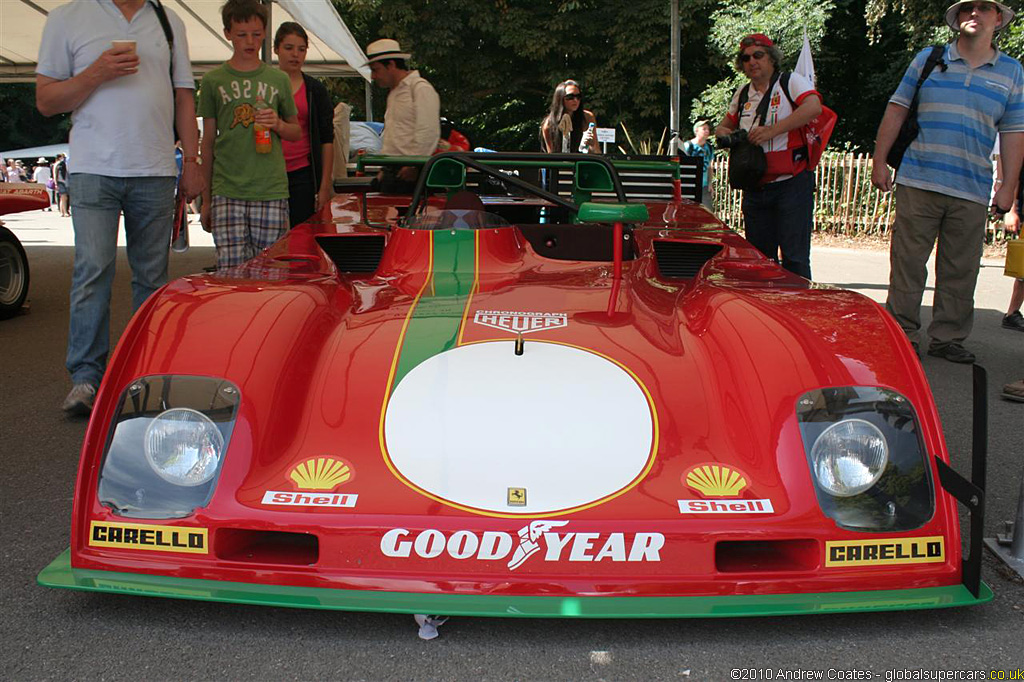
275 23 335 228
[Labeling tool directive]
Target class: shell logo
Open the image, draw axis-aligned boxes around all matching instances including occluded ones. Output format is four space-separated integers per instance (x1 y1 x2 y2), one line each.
684 464 747 497
289 457 353 491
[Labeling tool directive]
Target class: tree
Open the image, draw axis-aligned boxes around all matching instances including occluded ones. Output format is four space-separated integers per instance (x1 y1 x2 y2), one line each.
0 84 71 153
335 0 701 150
689 0 834 126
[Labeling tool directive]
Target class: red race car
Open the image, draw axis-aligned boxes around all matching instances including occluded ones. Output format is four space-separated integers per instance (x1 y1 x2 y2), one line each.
39 152 990 621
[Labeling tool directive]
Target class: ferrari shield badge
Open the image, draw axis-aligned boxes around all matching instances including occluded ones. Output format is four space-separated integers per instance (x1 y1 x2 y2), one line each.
473 310 567 334
507 487 527 506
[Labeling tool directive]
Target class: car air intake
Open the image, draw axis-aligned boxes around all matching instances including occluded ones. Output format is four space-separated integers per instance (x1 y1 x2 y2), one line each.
653 241 722 279
315 234 386 274
715 539 819 573
215 529 319 566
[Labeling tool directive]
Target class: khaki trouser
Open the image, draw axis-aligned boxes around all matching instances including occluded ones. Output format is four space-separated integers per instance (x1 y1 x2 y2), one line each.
886 184 987 347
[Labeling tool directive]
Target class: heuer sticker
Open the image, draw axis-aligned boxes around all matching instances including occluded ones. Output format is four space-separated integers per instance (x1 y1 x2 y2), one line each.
262 456 359 508
380 520 664 570
825 536 945 567
678 499 774 514
89 521 207 554
473 310 567 334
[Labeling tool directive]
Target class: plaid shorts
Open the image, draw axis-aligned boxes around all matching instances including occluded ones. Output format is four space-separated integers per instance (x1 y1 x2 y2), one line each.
210 196 288 268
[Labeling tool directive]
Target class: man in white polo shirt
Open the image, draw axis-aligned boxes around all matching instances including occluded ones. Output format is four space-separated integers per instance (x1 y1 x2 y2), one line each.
36 0 201 415
365 39 440 193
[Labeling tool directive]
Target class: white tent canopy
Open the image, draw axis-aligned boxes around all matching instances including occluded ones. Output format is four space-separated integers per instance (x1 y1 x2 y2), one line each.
0 0 370 82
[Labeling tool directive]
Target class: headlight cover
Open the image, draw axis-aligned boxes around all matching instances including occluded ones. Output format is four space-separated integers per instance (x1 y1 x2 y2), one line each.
797 387 933 532
98 376 240 519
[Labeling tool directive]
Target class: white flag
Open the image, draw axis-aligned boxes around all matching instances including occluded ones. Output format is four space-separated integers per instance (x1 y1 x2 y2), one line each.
795 27 815 87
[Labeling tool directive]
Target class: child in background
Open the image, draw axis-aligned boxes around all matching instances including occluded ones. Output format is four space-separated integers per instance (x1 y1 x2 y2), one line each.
198 0 300 268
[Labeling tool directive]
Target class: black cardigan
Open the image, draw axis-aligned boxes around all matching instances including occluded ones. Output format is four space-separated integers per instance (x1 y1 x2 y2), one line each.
299 72 335 194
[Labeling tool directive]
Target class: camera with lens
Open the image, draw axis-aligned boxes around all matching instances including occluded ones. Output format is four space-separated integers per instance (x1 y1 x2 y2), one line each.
716 129 749 149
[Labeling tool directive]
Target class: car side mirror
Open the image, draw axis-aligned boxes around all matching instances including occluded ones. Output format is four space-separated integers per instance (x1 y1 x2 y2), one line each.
425 158 466 191
574 160 615 193
577 201 649 224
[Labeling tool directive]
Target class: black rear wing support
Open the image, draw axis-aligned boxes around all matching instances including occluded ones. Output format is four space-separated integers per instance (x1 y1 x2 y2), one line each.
934 363 987 597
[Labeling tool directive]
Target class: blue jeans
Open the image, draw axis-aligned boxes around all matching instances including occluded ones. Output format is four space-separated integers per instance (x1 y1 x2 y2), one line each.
66 174 175 386
741 170 814 279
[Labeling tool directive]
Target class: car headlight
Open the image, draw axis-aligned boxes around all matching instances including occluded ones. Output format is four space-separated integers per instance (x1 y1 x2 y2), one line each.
97 376 240 519
811 419 888 497
796 387 934 532
145 408 225 487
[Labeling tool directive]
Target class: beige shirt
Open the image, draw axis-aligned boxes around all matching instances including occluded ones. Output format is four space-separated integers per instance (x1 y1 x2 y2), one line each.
332 102 351 179
380 70 441 157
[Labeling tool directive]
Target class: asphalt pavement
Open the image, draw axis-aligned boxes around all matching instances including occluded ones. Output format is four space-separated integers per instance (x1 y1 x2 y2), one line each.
1 209 1022 681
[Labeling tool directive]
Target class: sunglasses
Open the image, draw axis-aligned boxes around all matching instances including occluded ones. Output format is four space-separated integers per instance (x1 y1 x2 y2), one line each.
958 2 996 13
740 50 766 63
563 93 581 101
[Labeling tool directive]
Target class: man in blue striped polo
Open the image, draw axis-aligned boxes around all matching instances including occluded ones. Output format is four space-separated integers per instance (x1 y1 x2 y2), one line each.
871 1 1023 363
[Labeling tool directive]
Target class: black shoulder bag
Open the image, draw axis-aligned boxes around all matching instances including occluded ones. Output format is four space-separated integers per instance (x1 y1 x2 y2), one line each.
886 45 946 171
727 73 777 192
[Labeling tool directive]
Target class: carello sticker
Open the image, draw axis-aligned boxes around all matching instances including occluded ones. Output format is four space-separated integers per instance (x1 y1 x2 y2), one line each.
825 536 944 567
89 521 208 554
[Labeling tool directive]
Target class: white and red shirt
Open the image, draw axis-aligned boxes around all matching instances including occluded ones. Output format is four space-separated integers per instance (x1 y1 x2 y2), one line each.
726 72 818 182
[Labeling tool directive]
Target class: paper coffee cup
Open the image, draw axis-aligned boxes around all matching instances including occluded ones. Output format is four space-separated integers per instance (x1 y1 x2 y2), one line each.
111 40 136 54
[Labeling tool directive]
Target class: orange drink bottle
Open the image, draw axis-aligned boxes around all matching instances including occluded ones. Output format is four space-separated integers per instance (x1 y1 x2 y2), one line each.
253 99 272 154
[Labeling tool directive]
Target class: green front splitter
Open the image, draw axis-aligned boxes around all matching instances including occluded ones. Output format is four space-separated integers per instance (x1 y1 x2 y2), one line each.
39 550 992 618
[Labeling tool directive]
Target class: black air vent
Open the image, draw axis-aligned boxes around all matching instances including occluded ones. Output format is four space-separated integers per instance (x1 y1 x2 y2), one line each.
315 235 386 274
653 241 722 279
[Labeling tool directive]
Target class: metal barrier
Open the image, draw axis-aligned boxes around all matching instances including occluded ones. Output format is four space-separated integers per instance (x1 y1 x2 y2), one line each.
984 467 1024 578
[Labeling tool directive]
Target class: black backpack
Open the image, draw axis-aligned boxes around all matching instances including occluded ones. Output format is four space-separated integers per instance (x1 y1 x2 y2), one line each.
886 46 947 171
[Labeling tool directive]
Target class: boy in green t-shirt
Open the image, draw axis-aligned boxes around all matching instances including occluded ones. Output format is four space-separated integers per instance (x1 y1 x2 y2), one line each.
198 0 300 268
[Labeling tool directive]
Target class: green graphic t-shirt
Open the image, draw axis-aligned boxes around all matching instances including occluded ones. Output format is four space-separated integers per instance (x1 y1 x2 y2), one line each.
198 63 298 200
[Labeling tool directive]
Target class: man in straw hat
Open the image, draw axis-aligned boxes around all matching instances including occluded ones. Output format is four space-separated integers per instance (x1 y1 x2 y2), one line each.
365 38 440 193
871 1 1023 364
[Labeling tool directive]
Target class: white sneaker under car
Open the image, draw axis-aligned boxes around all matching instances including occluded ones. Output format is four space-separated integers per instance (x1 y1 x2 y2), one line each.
62 383 97 416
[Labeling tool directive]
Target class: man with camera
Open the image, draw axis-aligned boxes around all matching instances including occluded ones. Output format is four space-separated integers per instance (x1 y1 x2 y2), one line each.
871 2 1022 363
715 34 822 280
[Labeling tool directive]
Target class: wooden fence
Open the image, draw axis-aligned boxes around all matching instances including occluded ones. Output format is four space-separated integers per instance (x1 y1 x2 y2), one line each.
710 152 1012 241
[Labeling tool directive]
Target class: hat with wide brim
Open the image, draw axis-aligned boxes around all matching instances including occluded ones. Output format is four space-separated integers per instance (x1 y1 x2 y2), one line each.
944 1 1015 32
37 157 48 163
364 39 411 65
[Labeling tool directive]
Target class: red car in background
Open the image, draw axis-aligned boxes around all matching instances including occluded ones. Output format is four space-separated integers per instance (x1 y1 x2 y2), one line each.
0 182 45 318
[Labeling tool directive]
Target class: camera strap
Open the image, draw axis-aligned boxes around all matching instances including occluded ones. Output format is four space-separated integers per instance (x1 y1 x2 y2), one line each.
737 72 781 130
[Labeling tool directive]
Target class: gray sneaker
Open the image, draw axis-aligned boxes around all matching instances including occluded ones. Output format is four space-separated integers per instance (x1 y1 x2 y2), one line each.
62 383 97 416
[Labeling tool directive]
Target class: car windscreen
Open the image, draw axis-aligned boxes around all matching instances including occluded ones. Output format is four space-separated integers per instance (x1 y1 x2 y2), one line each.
404 209 513 231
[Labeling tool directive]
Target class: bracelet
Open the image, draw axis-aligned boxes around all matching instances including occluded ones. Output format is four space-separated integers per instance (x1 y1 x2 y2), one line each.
183 156 200 164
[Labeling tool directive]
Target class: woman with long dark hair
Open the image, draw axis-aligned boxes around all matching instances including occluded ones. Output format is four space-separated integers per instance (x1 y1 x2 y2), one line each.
540 80 599 154
274 22 335 227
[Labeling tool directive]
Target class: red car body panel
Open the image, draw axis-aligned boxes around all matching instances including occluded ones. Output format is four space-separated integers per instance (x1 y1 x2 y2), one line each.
54 161 971 612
